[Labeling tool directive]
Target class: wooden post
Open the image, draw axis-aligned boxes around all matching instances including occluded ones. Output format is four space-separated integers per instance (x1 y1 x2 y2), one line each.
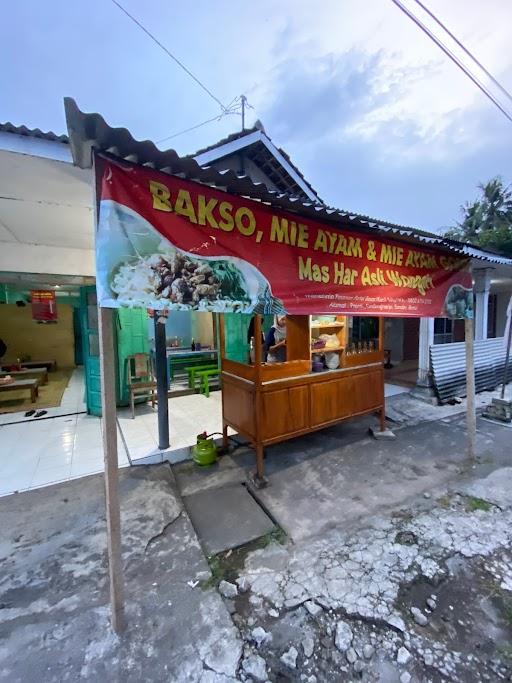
465 317 476 461
98 306 126 633
379 317 386 431
253 315 266 485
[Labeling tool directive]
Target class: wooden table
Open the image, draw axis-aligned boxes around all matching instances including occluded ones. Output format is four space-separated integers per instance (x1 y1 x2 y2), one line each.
1 360 56 372
0 368 49 385
0 378 39 403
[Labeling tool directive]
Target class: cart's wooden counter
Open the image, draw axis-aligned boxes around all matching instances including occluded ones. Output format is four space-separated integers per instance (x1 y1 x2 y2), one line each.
221 357 384 446
220 314 385 484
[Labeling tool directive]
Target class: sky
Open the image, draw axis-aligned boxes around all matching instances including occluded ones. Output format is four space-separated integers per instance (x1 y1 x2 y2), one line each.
1 0 512 233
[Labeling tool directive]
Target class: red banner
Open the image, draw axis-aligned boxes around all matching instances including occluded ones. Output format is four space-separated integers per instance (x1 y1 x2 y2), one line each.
31 290 57 322
95 155 473 318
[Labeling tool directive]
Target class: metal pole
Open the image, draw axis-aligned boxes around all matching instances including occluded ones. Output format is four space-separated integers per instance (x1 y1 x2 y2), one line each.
98 306 126 633
465 317 476 461
241 94 246 131
501 316 512 399
154 313 170 450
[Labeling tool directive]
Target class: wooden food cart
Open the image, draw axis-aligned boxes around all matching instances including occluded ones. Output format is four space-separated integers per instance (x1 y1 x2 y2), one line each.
221 314 385 484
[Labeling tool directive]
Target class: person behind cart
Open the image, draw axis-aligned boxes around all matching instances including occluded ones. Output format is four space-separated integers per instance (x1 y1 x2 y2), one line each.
265 315 287 364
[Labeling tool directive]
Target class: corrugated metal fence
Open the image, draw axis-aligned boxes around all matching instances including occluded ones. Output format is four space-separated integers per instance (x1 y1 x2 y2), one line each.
430 337 512 403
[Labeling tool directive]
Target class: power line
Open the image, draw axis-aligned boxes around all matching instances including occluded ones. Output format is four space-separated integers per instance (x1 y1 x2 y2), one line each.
390 0 512 124
156 110 240 145
412 0 512 105
155 94 255 145
110 0 227 112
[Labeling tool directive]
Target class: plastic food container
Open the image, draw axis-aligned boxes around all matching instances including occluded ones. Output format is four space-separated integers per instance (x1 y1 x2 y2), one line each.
312 358 324 372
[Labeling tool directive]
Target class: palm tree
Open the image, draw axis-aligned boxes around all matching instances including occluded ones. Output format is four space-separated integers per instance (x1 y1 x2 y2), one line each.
445 176 512 257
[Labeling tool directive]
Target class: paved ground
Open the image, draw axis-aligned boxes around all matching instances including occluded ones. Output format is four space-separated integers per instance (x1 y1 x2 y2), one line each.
1 394 512 682
0 466 241 682
231 464 512 682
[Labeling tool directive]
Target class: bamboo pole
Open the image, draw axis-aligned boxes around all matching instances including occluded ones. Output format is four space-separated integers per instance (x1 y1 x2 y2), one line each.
465 317 476 461
98 306 126 633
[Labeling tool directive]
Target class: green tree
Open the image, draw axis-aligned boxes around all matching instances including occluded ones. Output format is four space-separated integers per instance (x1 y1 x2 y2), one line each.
445 176 512 257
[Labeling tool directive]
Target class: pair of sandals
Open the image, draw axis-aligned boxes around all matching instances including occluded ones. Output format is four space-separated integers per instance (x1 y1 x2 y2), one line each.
24 409 47 419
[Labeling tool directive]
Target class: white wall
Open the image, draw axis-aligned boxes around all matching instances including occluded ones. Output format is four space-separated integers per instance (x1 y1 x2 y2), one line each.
496 290 511 337
0 242 95 277
384 318 404 363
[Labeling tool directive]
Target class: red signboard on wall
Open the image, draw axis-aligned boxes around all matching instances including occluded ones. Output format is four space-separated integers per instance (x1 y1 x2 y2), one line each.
31 290 57 322
94 155 473 318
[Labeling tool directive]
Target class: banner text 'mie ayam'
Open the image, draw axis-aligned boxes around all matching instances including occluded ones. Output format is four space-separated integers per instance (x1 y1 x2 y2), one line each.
149 179 467 298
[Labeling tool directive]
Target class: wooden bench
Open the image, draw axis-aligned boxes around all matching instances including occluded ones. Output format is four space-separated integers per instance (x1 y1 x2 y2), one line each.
185 363 218 390
196 367 220 398
0 368 48 385
1 360 56 372
168 353 217 382
0 378 39 403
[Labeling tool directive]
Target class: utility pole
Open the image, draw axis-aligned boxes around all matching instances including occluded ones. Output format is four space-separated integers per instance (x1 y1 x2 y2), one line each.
241 94 247 131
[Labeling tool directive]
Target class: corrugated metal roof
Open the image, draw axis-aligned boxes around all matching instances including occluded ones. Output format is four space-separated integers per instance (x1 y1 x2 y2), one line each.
0 121 69 144
430 338 512 402
188 122 322 202
63 98 512 266
188 124 262 157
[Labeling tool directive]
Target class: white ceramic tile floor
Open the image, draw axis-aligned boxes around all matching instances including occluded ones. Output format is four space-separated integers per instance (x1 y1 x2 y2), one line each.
117 391 226 464
0 369 129 497
385 383 410 398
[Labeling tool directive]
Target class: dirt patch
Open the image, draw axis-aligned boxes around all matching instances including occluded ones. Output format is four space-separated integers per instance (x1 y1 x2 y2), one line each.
398 554 512 679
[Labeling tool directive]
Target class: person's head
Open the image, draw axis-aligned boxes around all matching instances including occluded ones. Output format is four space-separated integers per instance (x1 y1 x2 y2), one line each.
275 315 286 328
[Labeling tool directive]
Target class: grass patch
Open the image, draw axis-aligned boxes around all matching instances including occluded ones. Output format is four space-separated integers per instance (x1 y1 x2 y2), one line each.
465 496 492 513
497 645 512 661
253 526 287 550
200 525 287 590
502 596 512 627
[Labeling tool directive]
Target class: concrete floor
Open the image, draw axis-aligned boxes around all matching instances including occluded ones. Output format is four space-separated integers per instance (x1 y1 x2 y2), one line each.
1 403 512 681
174 407 512 543
0 465 241 682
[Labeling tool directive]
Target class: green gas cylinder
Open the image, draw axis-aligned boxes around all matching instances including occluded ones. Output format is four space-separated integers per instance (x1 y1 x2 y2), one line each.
191 433 218 466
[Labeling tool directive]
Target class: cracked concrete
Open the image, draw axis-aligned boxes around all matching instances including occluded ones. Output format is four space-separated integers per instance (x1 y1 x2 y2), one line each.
230 466 512 681
2 400 512 682
0 465 241 682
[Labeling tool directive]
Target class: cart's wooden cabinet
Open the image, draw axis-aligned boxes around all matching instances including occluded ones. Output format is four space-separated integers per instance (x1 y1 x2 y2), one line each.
220 315 385 480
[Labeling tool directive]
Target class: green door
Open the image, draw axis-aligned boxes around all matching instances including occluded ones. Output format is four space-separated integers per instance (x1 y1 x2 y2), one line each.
80 286 102 416
222 314 274 363
116 307 150 406
223 313 250 363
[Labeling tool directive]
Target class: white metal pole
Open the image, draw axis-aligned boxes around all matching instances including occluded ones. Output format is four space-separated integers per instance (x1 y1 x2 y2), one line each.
465 317 476 461
98 305 126 633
